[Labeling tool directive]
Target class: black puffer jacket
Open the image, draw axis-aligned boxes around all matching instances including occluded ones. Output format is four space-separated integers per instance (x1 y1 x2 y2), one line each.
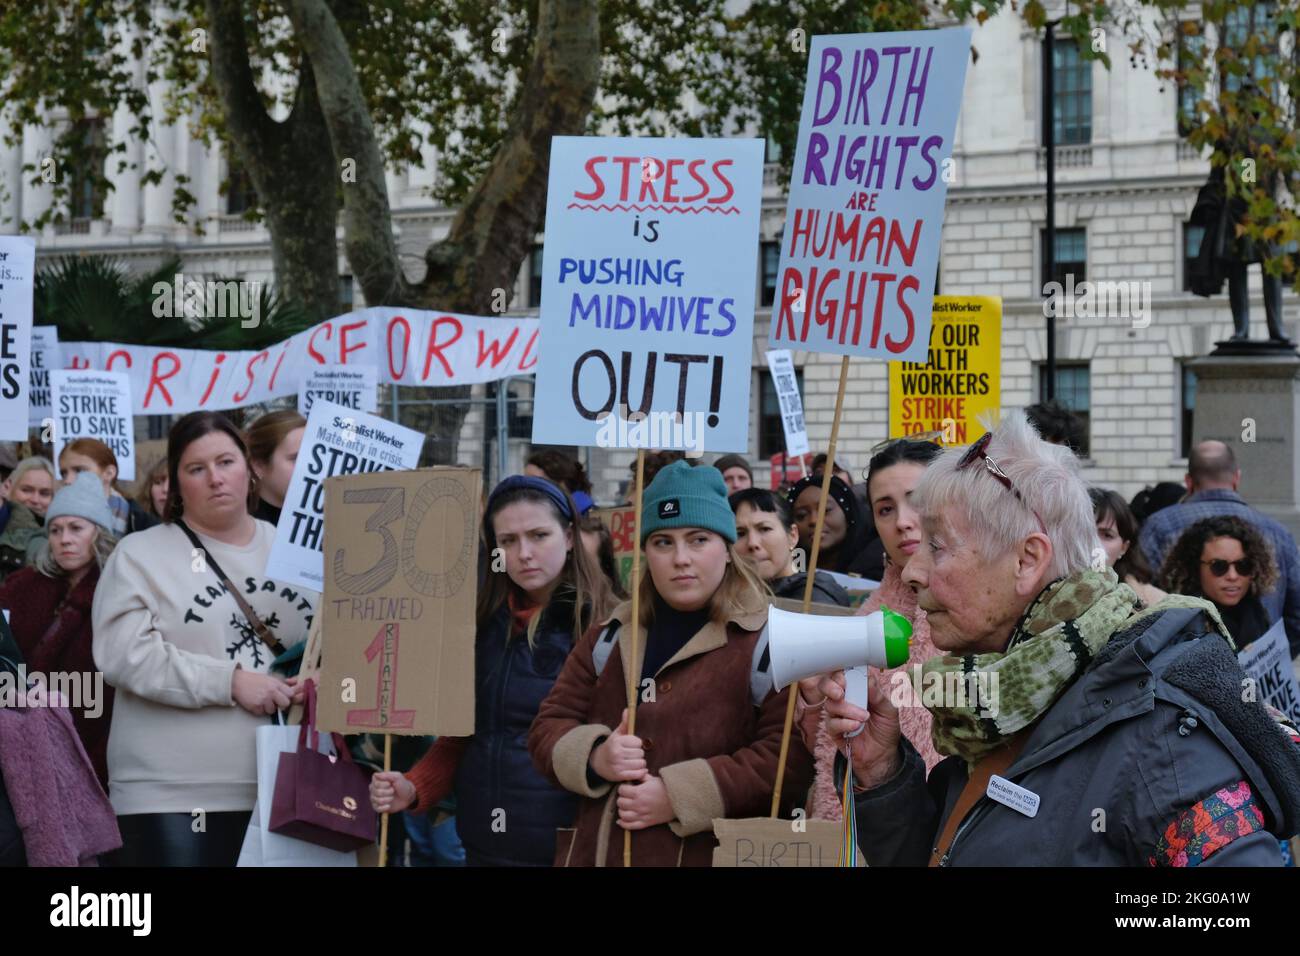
852 604 1300 866
453 592 587 866
772 571 851 608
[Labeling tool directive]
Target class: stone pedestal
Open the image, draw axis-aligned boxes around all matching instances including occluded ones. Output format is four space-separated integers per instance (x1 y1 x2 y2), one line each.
1187 347 1300 539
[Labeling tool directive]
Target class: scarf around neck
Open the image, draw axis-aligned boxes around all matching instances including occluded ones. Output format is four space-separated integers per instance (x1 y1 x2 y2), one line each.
922 567 1230 767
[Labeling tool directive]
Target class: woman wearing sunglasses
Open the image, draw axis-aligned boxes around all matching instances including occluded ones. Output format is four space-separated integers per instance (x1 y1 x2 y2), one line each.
1157 515 1279 650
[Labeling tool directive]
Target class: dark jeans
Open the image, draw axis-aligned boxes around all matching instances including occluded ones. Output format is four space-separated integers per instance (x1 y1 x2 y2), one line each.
106 811 251 867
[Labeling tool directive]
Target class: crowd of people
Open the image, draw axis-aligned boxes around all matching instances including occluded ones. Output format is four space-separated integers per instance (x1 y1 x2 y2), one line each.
1 397 1298 867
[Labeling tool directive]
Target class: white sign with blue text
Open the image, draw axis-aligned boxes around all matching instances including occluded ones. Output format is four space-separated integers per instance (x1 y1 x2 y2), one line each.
532 136 764 454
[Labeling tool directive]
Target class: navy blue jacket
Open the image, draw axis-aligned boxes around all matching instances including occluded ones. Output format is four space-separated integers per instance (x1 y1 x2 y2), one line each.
453 592 585 866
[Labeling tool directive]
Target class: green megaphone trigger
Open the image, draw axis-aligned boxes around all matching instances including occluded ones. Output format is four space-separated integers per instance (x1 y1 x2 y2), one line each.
880 604 912 668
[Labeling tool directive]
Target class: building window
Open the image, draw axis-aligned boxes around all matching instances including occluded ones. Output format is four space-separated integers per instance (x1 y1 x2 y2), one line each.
146 415 171 441
1181 364 1197 459
1041 227 1087 288
527 245 543 308
759 366 804 459
764 138 782 164
760 241 780 307
1039 362 1091 457
1176 29 1207 136
225 156 258 216
339 275 354 313
1051 39 1092 146
67 119 107 222
1222 2 1278 95
1183 223 1205 292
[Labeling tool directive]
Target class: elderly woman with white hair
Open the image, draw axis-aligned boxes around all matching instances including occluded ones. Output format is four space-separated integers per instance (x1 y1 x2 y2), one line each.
809 411 1300 866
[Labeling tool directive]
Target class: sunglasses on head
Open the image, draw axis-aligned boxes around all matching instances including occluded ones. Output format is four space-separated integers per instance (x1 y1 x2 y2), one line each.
956 432 1048 535
1202 558 1255 577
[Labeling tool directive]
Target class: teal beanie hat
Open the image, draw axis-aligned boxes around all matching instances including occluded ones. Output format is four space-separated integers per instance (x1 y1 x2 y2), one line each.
639 460 737 545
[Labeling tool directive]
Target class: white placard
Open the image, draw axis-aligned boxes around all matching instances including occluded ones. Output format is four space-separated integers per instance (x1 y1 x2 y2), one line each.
28 326 61 427
264 401 424 592
50 369 136 481
0 236 36 441
298 364 378 415
764 349 810 458
1239 618 1300 725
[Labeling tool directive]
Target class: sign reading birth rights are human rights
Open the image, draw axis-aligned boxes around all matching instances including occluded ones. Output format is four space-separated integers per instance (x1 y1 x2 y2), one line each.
531 136 764 453
769 28 971 363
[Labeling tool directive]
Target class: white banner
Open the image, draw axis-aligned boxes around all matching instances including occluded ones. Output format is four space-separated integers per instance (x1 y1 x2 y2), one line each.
265 401 424 592
0 236 35 440
50 370 136 481
764 349 809 458
28 326 61 427
52 306 539 416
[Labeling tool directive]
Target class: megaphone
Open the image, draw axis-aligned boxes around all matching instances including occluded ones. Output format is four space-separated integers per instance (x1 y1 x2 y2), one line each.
768 604 912 737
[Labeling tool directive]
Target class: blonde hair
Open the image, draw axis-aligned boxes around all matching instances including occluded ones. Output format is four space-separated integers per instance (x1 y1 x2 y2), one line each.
34 522 117 578
637 535 772 630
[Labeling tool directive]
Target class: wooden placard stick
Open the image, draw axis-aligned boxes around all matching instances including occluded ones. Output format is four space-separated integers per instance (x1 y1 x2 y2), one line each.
623 447 646 868
378 733 393 867
770 355 851 817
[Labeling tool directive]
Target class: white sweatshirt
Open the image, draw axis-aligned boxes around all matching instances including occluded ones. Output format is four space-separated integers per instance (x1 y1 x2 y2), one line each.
91 520 315 815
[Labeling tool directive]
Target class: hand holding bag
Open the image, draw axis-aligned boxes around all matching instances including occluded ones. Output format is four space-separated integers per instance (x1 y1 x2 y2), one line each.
268 680 377 852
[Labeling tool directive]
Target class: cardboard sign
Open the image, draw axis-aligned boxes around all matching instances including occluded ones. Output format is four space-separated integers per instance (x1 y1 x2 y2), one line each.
765 349 810 457
315 468 480 736
50 370 136 481
889 296 1001 445
265 401 424 592
1240 619 1300 725
712 817 866 867
56 306 539 415
821 569 878 610
531 136 764 453
768 28 971 362
299 364 378 416
0 236 35 441
592 505 638 592
28 326 61 427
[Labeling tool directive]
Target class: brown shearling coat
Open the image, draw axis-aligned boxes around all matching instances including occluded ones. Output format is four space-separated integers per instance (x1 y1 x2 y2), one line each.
528 598 813 867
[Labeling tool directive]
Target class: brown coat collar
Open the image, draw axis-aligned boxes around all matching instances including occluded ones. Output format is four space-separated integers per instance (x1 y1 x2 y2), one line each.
602 599 768 681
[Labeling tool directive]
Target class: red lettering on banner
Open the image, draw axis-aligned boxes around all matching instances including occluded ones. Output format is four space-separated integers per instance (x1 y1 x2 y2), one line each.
476 328 519 369
573 156 608 201
421 316 463 380
386 315 411 379
339 320 368 363
69 356 90 370
268 340 292 391
307 322 333 364
233 350 269 404
518 328 539 371
105 350 133 370
199 353 228 406
145 352 181 408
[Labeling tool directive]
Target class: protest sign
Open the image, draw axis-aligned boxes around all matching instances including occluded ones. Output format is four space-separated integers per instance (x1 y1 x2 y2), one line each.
1239 619 1300 725
299 364 378 415
0 236 35 441
769 452 812 489
265 401 424 593
531 136 764 454
889 296 1000 445
50 370 136 480
768 28 971 362
28 327 61 427
315 468 480 736
592 505 637 592
56 306 539 415
712 818 865 867
765 349 810 458
819 569 879 610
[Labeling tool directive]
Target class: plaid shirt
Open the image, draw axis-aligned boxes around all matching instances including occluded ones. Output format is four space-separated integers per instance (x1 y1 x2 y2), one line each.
1139 489 1300 655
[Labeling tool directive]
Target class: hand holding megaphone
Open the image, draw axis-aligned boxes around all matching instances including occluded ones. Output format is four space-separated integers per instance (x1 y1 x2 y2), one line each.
820 669 904 790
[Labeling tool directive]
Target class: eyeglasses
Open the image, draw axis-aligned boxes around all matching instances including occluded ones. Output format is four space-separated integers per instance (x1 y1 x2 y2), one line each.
956 432 1048 534
1201 558 1255 577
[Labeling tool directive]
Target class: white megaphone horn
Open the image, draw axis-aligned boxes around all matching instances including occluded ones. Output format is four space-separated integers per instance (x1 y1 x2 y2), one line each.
767 604 912 737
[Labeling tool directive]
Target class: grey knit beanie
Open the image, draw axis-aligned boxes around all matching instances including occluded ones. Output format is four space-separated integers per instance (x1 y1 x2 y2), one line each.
45 471 114 532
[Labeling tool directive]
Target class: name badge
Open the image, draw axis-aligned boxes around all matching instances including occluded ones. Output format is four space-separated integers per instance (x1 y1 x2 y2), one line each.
986 774 1040 818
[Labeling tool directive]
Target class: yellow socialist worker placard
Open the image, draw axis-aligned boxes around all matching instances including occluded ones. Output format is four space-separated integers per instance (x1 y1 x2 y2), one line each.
888 296 1001 446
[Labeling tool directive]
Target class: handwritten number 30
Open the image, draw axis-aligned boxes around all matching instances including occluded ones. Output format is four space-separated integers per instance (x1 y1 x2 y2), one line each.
331 479 473 598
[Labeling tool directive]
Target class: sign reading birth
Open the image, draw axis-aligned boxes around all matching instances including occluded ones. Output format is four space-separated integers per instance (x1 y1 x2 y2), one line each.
315 467 481 737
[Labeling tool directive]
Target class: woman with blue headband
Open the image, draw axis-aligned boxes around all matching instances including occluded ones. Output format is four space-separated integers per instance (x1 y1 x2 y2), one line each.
369 475 614 866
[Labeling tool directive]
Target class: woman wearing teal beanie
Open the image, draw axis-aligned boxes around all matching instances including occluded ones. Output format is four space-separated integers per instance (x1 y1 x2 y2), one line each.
530 460 814 866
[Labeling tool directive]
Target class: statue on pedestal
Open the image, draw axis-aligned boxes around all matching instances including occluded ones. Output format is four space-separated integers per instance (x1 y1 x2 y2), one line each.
1188 99 1295 348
